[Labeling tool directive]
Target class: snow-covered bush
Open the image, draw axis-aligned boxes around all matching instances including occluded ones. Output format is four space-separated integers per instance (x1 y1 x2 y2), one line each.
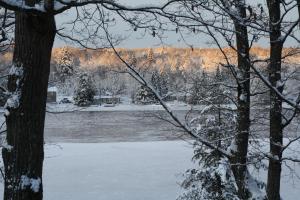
73 72 96 106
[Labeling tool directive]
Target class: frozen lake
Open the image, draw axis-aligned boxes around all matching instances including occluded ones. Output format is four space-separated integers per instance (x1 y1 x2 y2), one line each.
43 108 300 143
0 141 299 200
0 141 194 200
44 110 187 143
0 107 299 199
42 142 194 200
0 103 299 144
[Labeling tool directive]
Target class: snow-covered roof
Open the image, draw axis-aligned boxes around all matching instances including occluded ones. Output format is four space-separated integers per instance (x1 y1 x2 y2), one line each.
94 95 121 99
48 86 58 92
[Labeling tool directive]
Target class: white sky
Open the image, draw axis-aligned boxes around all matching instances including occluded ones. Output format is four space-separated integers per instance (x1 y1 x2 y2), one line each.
54 0 300 48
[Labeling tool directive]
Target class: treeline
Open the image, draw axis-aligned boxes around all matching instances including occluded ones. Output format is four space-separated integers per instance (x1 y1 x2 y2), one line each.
50 47 300 107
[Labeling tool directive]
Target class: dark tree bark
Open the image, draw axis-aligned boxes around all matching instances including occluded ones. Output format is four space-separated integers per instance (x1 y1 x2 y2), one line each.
266 1 283 200
2 3 56 200
297 0 300 25
229 1 251 199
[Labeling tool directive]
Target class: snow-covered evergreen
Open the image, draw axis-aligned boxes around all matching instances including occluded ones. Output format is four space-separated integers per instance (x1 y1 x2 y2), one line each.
189 70 209 105
178 105 239 200
56 47 75 83
151 70 168 98
134 85 157 104
73 72 96 106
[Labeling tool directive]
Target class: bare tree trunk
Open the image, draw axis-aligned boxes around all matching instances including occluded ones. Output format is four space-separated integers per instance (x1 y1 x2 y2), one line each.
266 1 283 200
229 2 251 199
2 8 56 200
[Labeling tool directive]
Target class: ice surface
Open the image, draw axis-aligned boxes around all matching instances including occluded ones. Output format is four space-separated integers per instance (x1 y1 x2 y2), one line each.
42 141 193 200
0 141 298 199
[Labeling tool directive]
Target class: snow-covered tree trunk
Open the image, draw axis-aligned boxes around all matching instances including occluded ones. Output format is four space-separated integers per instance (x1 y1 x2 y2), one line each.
266 1 283 199
2 3 56 200
229 1 252 198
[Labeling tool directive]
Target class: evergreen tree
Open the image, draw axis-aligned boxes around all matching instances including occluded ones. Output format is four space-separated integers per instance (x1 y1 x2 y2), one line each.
147 48 154 65
178 106 239 200
215 65 223 82
151 70 168 97
193 66 231 106
134 85 157 104
179 74 264 200
209 66 227 105
160 71 169 97
130 53 137 66
171 58 187 96
189 70 209 105
56 47 75 82
254 66 270 105
74 72 96 106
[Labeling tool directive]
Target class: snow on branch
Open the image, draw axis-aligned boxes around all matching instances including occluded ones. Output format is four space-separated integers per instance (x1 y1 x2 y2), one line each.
20 175 41 193
249 61 300 112
0 0 174 15
0 0 46 13
4 63 24 116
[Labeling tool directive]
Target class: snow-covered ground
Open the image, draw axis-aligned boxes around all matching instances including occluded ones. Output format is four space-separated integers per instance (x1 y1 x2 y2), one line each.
0 141 299 199
43 141 300 200
0 141 194 200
